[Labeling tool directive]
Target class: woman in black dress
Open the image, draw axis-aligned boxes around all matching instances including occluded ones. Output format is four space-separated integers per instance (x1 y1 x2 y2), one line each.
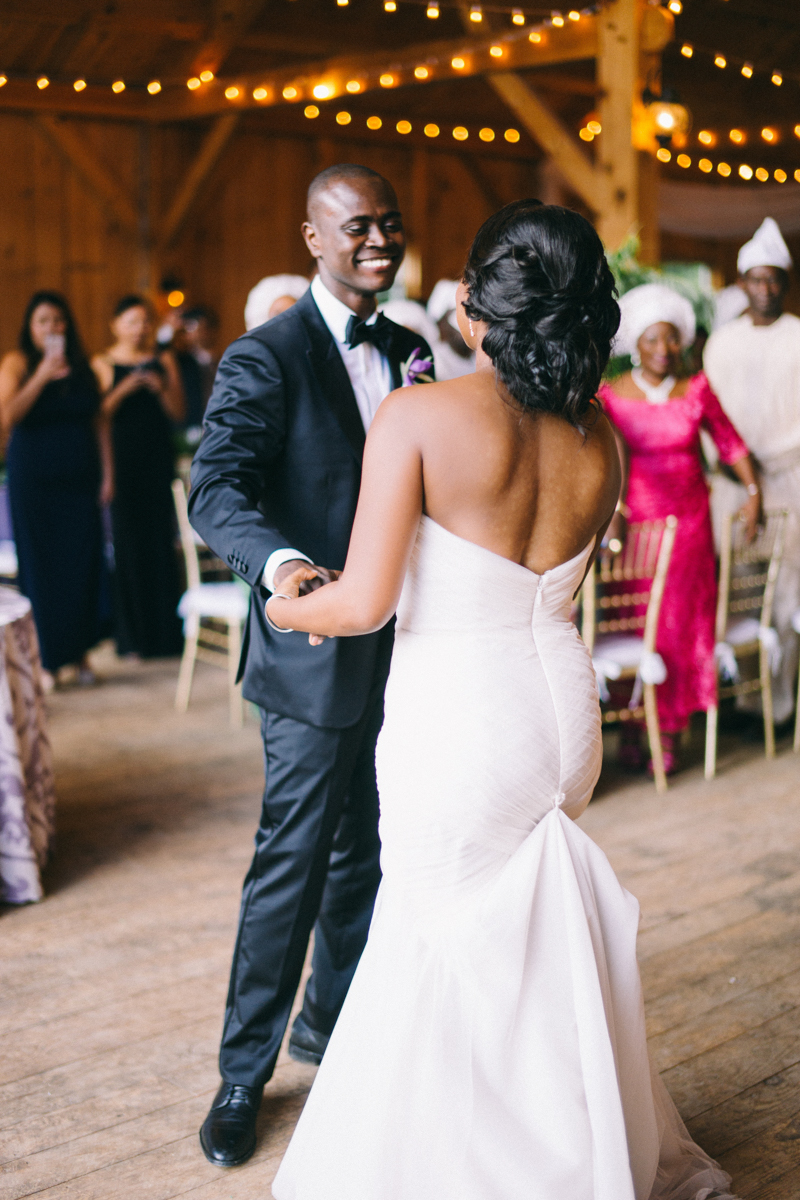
0 291 110 690
92 295 185 659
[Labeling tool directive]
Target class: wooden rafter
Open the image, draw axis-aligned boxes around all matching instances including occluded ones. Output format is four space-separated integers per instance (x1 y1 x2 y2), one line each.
191 0 270 77
157 114 241 250
31 114 139 231
488 73 603 213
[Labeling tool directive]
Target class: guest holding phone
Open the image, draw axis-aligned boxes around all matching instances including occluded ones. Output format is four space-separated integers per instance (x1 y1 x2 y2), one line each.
0 291 111 690
92 295 185 659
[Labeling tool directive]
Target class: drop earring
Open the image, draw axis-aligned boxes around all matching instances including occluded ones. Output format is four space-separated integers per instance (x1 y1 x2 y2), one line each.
468 319 475 339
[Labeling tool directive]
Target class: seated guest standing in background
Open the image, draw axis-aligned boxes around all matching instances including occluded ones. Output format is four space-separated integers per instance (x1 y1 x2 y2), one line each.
244 274 310 330
92 296 185 660
0 291 111 691
599 283 761 775
181 307 220 427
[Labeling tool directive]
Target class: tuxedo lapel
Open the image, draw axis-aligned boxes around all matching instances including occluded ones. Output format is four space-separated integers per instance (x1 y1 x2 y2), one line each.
298 292 365 464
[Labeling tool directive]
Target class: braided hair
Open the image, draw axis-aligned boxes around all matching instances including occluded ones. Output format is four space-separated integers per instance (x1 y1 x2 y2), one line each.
462 200 620 426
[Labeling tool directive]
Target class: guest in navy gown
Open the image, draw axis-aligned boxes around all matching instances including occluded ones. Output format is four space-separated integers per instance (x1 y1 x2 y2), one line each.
0 291 111 690
92 296 185 659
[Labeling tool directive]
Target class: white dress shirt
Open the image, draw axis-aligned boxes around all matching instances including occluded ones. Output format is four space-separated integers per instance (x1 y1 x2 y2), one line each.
263 276 395 590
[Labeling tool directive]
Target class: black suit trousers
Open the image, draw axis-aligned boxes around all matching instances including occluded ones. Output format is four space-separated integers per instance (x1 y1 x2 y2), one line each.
218 653 389 1089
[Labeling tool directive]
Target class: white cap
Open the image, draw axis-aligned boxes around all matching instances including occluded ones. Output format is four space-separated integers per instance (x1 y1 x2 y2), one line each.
737 217 793 275
381 299 438 347
427 279 460 326
244 274 309 331
613 283 696 361
712 284 749 330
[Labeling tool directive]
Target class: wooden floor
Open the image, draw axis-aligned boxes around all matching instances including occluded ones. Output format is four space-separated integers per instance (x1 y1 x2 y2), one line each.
1 645 799 1199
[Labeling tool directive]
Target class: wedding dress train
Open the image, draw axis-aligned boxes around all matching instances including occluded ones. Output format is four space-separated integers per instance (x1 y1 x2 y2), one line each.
272 515 735 1200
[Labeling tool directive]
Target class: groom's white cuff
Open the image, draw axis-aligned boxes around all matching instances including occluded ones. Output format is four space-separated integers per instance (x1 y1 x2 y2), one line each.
262 547 313 592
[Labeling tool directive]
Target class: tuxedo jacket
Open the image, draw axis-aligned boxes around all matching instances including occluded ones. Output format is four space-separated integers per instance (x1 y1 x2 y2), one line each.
188 289 433 728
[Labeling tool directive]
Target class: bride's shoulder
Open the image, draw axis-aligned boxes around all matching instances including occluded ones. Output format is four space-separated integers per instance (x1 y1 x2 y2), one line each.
372 376 475 429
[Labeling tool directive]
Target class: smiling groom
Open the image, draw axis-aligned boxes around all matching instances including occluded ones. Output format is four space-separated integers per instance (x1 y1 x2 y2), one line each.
189 165 434 1167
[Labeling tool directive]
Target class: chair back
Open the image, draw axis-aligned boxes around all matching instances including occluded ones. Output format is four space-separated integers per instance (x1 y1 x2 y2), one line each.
582 517 677 654
172 478 201 592
715 509 787 642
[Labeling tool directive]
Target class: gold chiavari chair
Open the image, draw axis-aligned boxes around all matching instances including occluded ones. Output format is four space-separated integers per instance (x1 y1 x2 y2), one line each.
705 509 787 779
582 516 678 794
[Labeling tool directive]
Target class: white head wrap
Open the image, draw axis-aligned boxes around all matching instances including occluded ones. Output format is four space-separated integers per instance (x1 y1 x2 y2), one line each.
427 279 460 328
381 299 438 347
737 217 793 276
712 284 749 330
244 274 309 331
614 283 696 364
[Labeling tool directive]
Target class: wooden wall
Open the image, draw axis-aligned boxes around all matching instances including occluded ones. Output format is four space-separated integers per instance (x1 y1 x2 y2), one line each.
0 114 539 359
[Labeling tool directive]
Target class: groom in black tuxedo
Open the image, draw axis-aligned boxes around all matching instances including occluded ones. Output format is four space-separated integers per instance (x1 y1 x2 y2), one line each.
189 164 433 1167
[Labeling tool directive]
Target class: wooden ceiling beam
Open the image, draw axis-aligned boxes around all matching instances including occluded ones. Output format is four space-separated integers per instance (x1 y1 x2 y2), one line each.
157 113 241 250
487 72 604 212
191 0 270 77
31 114 139 231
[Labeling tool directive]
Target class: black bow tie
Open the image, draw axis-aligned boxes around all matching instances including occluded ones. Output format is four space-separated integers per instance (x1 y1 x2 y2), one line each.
346 312 394 355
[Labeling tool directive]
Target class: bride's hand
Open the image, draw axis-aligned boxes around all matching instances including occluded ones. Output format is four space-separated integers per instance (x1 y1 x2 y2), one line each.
268 566 333 646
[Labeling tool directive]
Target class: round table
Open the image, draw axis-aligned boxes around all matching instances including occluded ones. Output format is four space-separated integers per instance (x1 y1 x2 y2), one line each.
0 588 55 903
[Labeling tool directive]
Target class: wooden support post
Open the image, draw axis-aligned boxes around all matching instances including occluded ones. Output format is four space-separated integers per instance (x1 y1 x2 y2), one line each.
488 73 605 216
596 0 639 251
410 149 430 300
157 113 240 251
31 115 139 232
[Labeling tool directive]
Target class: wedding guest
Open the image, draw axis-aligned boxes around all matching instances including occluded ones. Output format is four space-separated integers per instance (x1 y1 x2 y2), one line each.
704 217 800 724
190 164 433 1168
599 283 760 774
381 298 439 356
181 307 220 423
426 278 475 380
92 296 185 659
244 273 310 330
0 291 111 690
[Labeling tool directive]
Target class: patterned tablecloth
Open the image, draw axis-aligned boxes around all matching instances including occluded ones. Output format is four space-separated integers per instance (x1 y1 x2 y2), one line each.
0 588 55 903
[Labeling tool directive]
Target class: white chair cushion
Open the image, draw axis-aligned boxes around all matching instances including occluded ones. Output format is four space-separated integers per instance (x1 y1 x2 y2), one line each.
591 635 667 702
719 617 781 675
178 583 249 621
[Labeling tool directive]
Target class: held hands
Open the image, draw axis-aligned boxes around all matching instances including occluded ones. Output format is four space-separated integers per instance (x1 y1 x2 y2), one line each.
267 563 342 646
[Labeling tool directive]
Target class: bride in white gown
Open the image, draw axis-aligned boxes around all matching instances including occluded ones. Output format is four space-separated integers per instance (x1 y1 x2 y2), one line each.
265 201 736 1200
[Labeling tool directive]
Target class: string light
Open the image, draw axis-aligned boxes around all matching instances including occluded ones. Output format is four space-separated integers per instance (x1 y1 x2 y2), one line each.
698 130 715 146
775 169 787 182
225 86 240 99
755 167 769 181
313 82 334 98
479 127 495 141
568 10 580 20
680 44 693 58
426 3 439 15
771 72 783 86
796 170 800 182
717 161 731 176
187 77 201 89
796 124 800 139
512 9 525 23
0 76 6 87
385 1 397 9
741 63 753 78
469 5 482 20
656 147 671 162
253 86 268 100
367 115 382 128
337 111 351 123
698 158 713 173
379 73 395 86
37 77 49 89
337 0 349 7
73 79 86 91
397 119 412 133
282 85 298 99
761 127 777 143
667 0 682 13
112 80 125 93
551 12 564 27
453 125 469 140
489 45 504 57
304 105 319 118
529 30 542 42
729 129 745 144
579 127 594 142
587 119 601 134
147 80 161 94
346 80 362 93
677 153 691 167
738 164 753 179
451 57 466 69
167 290 185 308
505 128 520 142
200 70 214 83
424 122 439 137
714 55 726 69
413 66 428 79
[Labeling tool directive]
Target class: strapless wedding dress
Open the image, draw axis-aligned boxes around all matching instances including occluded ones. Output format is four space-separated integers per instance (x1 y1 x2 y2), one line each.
272 516 735 1200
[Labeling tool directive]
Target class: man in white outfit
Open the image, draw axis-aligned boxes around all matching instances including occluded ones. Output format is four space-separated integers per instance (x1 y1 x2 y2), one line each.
704 217 800 724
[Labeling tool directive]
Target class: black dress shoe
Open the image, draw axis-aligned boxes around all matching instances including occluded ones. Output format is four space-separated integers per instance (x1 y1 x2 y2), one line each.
199 1081 261 1167
288 1011 330 1065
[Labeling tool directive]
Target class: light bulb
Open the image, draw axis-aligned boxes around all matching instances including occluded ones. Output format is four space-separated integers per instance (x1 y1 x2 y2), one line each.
225 86 240 99
738 164 753 179
200 70 214 82
656 147 671 162
451 57 465 69
167 290 185 308
529 30 542 42
717 161 731 177
512 9 524 23
551 12 564 27
698 130 714 146
680 44 693 57
112 80 125 93
676 154 691 168
469 5 482 20
367 115 382 129
313 83 333 98
379 73 395 87
426 3 439 15
73 79 87 91
336 111 352 124
714 55 726 69
346 80 361 93
741 63 753 78
587 120 601 134
424 123 440 137
579 128 594 142
771 72 783 86
397 120 412 134
504 128 520 143
0 76 7 87
489 45 503 57
304 105 320 118
761 127 776 142
453 126 469 141
187 77 201 90
147 80 161 94
668 0 682 13
568 10 580 20
37 76 49 89
253 87 268 100
775 169 787 182
479 127 495 141
698 158 712 173
729 129 744 144
282 86 298 99
414 66 429 79
755 167 769 181
384 0 396 8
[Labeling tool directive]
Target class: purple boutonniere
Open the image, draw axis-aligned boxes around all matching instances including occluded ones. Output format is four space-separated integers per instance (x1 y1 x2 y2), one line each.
400 347 434 387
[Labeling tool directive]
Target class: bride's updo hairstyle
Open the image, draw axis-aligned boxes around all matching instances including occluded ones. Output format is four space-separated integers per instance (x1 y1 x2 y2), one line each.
462 200 620 426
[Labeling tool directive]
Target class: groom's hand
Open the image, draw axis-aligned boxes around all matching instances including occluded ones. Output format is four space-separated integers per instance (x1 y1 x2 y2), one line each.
273 559 341 595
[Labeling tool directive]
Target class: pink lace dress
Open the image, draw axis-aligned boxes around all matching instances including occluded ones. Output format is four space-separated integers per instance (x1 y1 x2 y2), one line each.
598 373 749 733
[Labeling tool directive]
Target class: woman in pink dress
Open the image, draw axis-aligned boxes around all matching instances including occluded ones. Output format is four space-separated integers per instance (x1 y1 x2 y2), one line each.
599 283 760 774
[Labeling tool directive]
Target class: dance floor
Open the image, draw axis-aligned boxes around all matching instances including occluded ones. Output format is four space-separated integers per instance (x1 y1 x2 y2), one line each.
1 645 799 1199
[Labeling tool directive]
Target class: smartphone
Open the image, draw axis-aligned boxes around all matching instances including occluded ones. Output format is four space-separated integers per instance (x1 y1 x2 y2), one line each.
44 333 66 358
